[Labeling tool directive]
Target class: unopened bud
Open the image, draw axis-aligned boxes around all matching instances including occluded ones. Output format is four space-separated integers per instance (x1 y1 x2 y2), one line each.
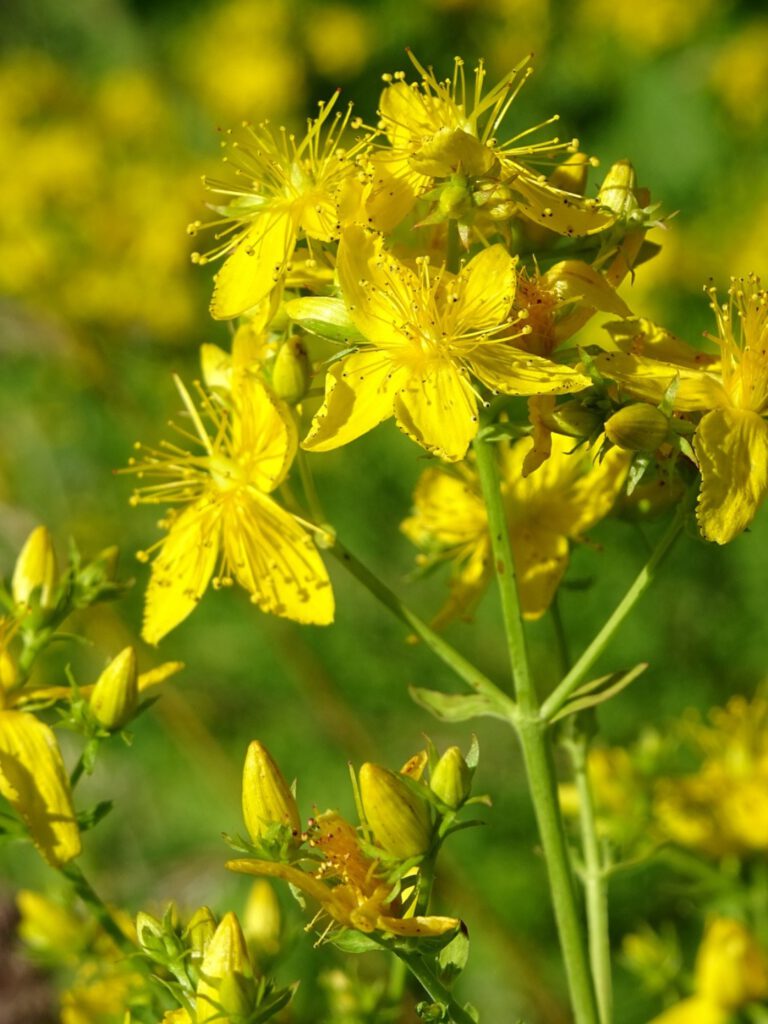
598 160 638 221
187 906 217 963
359 762 432 859
197 912 254 1023
439 178 472 219
271 337 311 405
242 741 301 847
605 403 668 452
136 911 165 955
540 399 602 439
90 647 139 730
243 880 281 958
12 526 57 610
430 747 471 809
0 649 19 694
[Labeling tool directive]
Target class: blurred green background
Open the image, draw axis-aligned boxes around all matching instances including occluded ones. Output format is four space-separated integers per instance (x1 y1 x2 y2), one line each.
1 0 768 1020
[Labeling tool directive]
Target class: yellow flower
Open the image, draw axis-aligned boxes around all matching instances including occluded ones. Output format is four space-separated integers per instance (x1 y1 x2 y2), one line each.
228 810 458 940
370 53 613 237
595 278 768 544
194 92 372 320
303 227 589 461
695 917 768 1010
649 996 726 1024
402 434 628 623
128 371 333 644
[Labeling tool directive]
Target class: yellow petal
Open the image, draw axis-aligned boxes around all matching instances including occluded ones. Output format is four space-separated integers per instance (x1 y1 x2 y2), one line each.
303 350 406 452
376 913 460 938
210 211 295 321
470 345 590 397
336 227 416 349
221 491 334 625
142 499 221 645
200 343 231 392
366 151 425 233
432 539 491 629
522 396 555 476
232 373 297 492
544 260 632 318
511 525 569 620
695 408 768 544
449 245 517 334
0 711 81 866
394 361 478 461
649 997 727 1024
506 170 614 237
593 351 726 411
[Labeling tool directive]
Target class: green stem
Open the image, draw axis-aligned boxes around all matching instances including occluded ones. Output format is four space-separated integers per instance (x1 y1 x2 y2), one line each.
327 537 515 716
540 505 687 723
569 734 612 1024
295 438 325 525
398 951 476 1024
60 861 133 951
69 753 87 788
472 435 535 712
473 434 599 1024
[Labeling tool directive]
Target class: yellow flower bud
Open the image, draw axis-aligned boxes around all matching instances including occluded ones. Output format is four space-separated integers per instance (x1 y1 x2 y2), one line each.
89 647 139 731
695 918 768 1010
12 526 57 610
0 648 19 695
430 747 471 809
242 880 281 958
604 403 669 452
187 906 217 963
598 159 639 221
359 762 432 859
271 337 311 405
539 399 602 439
242 741 301 846
196 912 254 1024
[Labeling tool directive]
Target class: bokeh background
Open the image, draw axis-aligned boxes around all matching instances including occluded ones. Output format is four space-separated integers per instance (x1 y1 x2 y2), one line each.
1 0 767 1020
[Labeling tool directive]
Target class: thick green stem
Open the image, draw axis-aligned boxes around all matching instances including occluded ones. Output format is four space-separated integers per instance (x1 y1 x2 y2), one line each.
60 861 132 951
327 537 515 716
540 506 687 723
569 734 612 1024
473 435 599 1024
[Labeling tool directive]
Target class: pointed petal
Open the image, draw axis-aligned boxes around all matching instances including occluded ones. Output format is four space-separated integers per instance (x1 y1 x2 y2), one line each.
394 361 478 461
142 499 221 645
0 711 80 866
232 374 297 491
376 913 460 937
222 492 333 625
695 408 768 544
210 212 295 321
522 396 555 476
303 351 406 452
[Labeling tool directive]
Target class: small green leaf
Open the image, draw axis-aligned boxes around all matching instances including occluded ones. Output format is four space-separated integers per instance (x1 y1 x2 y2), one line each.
409 687 511 723
284 296 365 344
330 929 382 954
437 923 470 987
550 663 648 723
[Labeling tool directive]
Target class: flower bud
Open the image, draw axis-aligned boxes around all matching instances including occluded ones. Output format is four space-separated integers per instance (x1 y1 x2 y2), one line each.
196 912 254 1024
359 762 432 859
271 337 311 405
438 177 472 219
136 911 165 955
243 880 281 958
430 747 471 809
242 741 301 847
598 160 638 221
0 648 19 695
539 399 602 439
187 906 217 963
89 647 139 731
605 403 669 452
12 526 57 610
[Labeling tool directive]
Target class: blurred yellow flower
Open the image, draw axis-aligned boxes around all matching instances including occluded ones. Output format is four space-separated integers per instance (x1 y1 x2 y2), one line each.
303 5 371 78
129 372 334 643
711 22 768 130
402 434 628 623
